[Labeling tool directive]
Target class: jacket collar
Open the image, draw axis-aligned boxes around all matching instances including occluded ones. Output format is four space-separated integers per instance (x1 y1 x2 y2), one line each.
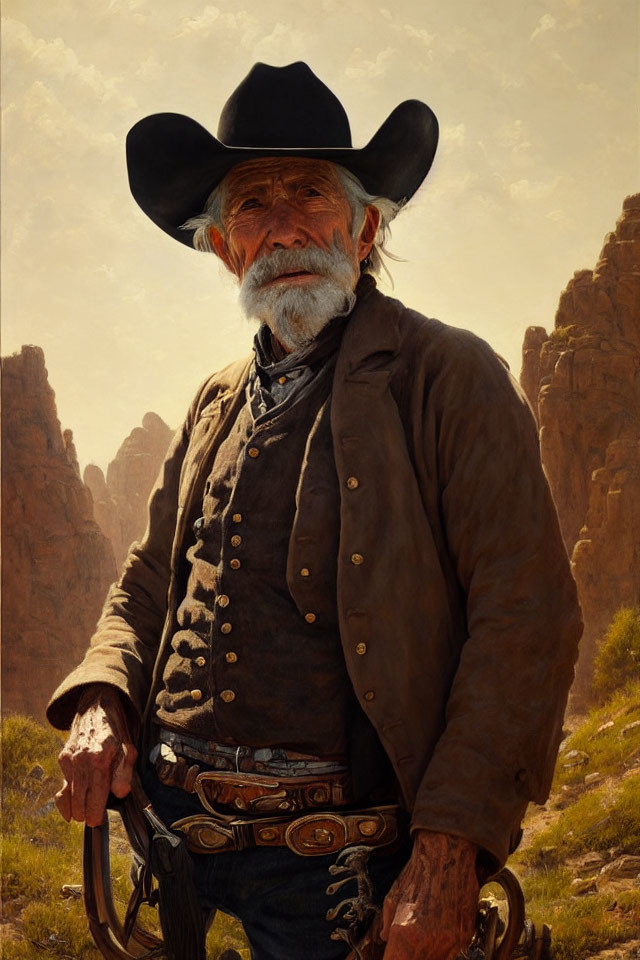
336 274 401 380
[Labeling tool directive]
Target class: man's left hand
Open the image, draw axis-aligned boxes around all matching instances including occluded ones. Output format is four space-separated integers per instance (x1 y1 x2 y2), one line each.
380 830 479 960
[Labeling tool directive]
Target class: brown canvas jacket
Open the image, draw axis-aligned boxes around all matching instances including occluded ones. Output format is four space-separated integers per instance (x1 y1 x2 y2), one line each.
48 278 582 867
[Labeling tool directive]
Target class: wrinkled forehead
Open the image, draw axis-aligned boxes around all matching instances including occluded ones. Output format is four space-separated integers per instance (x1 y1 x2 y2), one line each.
221 157 344 200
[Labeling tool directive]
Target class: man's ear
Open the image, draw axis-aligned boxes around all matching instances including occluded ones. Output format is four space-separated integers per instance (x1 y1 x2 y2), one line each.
357 206 381 263
208 226 238 276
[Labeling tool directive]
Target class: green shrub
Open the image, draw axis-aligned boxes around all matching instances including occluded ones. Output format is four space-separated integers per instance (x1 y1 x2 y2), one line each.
593 607 640 699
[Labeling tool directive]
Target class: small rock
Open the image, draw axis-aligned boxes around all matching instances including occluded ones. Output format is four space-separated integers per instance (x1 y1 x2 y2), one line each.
28 764 45 780
585 772 603 785
570 851 606 875
597 720 615 735
61 884 82 899
563 749 590 767
571 877 598 895
621 720 640 737
600 855 640 879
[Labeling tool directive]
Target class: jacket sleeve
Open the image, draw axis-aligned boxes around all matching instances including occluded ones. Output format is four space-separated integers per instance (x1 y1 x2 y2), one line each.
410 330 583 869
46 390 203 732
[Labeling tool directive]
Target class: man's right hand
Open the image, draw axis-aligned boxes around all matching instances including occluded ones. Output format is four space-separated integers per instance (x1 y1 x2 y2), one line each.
56 684 138 827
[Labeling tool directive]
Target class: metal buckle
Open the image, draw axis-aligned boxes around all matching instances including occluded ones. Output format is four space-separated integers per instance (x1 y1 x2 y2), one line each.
285 813 348 857
170 815 234 853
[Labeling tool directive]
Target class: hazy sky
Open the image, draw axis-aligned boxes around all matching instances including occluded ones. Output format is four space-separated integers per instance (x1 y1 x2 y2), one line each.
2 0 638 471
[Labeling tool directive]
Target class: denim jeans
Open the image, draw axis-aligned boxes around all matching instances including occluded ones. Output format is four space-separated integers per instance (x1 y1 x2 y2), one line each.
141 766 411 960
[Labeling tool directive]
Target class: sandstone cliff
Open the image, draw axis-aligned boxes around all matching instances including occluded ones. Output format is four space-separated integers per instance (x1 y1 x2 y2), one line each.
84 412 173 571
520 194 640 699
1 346 117 722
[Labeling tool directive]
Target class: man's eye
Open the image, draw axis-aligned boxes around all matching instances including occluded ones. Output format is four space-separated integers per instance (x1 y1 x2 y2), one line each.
301 187 322 198
238 198 262 211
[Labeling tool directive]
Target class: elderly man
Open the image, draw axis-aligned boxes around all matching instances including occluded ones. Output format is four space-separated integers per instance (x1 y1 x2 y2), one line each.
48 63 581 960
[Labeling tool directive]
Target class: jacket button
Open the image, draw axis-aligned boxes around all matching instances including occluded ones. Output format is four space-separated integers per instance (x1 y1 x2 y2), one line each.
363 690 375 701
230 559 241 570
217 594 230 607
300 567 310 577
220 622 232 634
355 643 367 655
248 446 260 458
225 651 238 663
278 376 287 384
304 612 316 624
232 513 243 523
346 477 359 490
351 553 364 565
220 689 236 703
191 689 203 701
195 656 206 667
231 534 242 547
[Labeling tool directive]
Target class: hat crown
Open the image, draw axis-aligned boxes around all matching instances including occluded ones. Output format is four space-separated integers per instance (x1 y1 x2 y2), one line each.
217 61 353 149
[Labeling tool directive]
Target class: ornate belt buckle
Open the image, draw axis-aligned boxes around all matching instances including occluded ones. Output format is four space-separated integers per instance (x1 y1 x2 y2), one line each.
170 815 234 854
194 771 282 814
285 813 348 857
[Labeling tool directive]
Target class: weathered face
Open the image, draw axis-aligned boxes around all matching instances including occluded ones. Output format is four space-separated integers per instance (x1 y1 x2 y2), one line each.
211 157 365 282
208 157 379 352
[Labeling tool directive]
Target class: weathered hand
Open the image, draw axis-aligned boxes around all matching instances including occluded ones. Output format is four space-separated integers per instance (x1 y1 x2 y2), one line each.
55 683 137 827
380 830 479 960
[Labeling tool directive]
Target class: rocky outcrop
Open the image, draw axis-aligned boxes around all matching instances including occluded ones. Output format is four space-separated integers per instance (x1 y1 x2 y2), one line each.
1 346 117 722
520 194 640 698
84 412 173 571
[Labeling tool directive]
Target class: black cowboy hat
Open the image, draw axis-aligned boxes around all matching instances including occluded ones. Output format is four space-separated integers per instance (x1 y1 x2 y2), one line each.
126 61 439 249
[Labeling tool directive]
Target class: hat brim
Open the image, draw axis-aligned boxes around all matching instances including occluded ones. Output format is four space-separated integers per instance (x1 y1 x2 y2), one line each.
126 99 438 248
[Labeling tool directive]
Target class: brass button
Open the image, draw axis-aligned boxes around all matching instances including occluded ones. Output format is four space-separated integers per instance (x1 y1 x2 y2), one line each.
278 376 287 385
217 594 230 608
248 446 260 458
346 476 359 490
191 689 203 701
300 567 310 577
230 534 242 547
225 651 238 664
358 819 378 837
229 558 241 570
304 612 317 624
351 553 364 565
364 690 375 701
220 622 232 634
355 642 367 655
195 656 206 667
232 513 242 523
220 689 236 703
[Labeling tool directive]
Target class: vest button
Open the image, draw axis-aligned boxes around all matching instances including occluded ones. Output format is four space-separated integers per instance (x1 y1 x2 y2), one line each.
355 643 367 655
191 689 203 701
220 689 236 703
304 612 316 624
346 477 359 490
364 690 375 701
248 446 260 458
351 553 364 565
195 656 206 667
300 567 310 577
217 594 230 607
225 651 238 663
232 513 243 523
278 376 287 385
231 534 242 547
220 622 232 634
229 559 241 570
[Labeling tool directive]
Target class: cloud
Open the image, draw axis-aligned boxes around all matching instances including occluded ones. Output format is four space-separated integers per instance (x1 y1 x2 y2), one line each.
344 47 395 80
531 14 557 41
176 5 221 35
509 177 561 201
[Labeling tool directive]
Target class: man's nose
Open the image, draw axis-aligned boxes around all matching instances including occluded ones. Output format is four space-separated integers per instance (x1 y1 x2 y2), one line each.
265 199 307 251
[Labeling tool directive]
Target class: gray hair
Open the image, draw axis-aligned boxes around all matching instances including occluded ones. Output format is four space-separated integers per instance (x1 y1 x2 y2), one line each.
180 163 403 279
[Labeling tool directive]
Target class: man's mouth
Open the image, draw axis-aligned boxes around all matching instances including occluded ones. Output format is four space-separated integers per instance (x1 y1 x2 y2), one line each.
267 269 318 284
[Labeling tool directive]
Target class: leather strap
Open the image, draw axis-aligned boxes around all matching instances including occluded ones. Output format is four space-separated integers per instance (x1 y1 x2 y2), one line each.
171 804 399 857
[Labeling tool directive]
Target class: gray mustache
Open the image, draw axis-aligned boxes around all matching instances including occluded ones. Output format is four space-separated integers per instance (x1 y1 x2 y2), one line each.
246 246 346 287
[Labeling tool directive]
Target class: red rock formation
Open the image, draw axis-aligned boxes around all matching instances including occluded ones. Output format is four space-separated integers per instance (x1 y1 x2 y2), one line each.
1 346 117 722
520 194 640 699
84 412 173 571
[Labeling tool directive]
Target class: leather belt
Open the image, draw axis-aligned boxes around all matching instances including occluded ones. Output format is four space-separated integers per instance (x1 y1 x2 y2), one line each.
170 804 399 857
155 756 353 814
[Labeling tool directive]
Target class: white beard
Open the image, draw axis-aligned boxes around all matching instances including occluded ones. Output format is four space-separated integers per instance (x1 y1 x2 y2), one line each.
238 243 358 352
